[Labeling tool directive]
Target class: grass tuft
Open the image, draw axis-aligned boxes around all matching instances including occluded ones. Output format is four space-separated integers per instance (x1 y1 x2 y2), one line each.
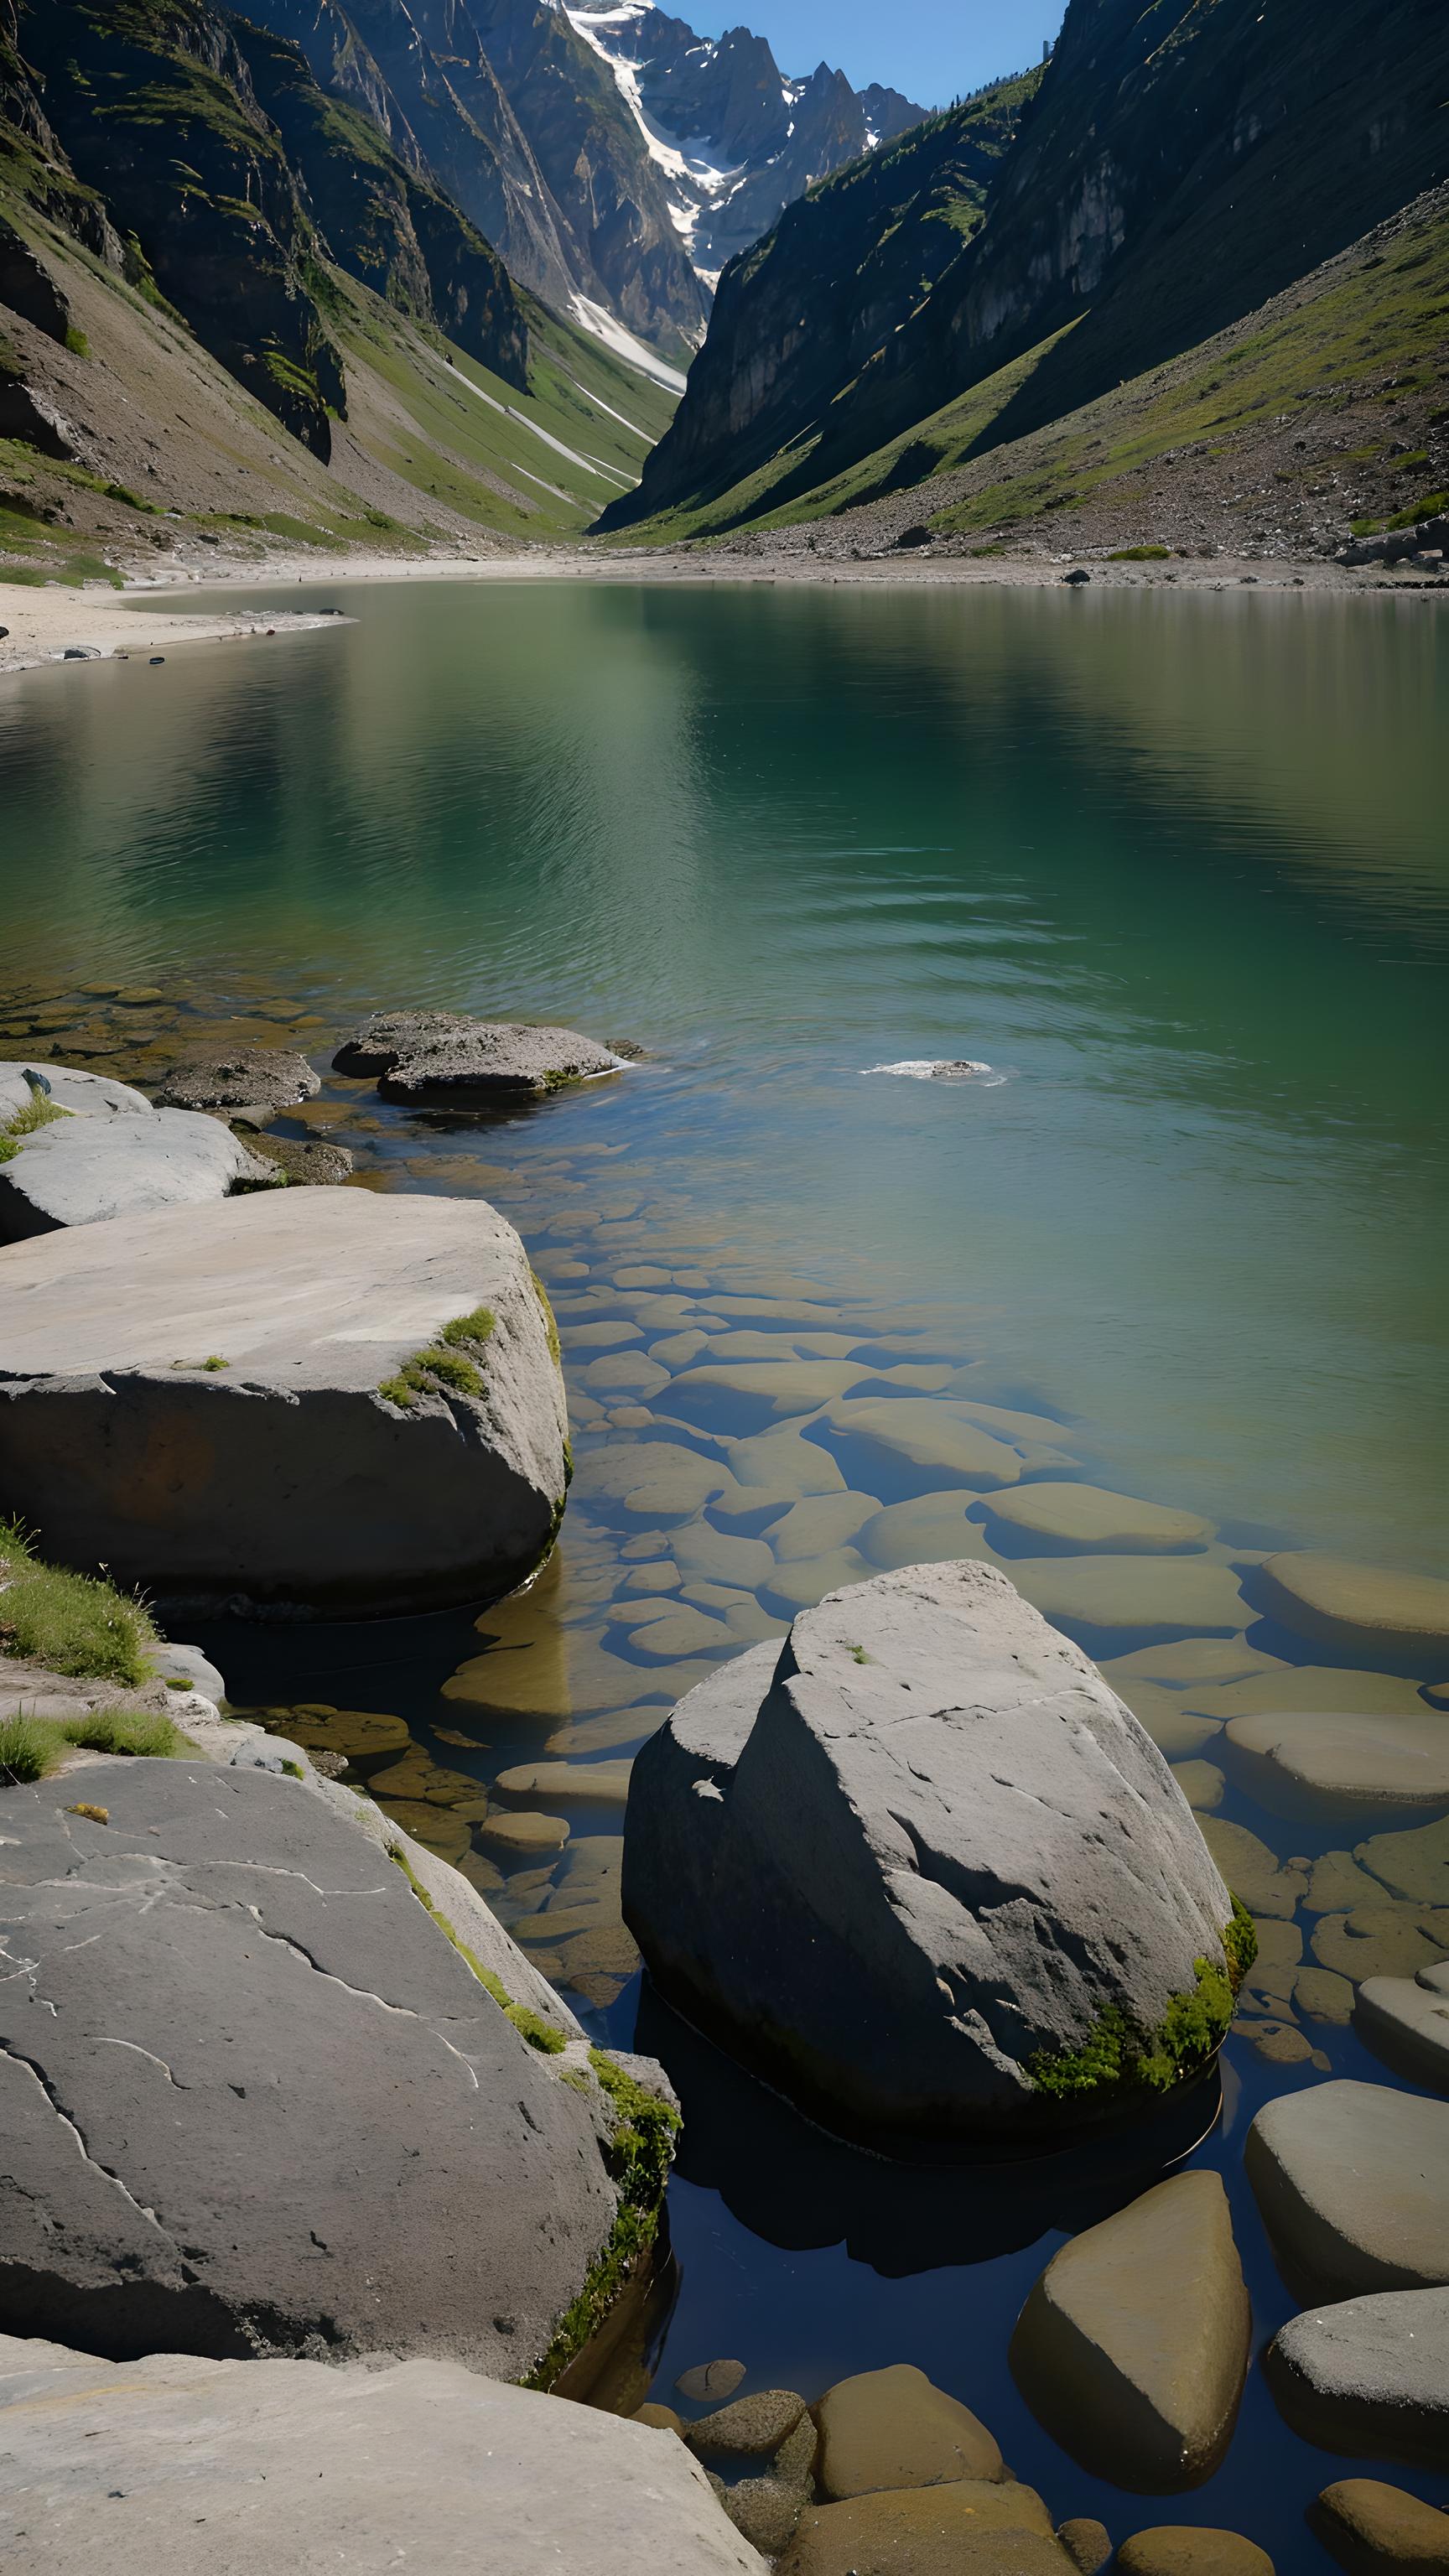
0 1090 71 1164
524 2052 680 2388
378 1306 493 1409
0 1517 158 1685
0 1711 61 1784
0 1702 193 1786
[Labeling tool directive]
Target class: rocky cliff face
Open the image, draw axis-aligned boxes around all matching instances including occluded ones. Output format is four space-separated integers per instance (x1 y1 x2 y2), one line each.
600 73 1033 528
610 0 1448 527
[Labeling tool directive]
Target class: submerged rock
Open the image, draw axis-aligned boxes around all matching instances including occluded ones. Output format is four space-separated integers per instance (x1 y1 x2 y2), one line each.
622 1562 1241 2152
1010 2173 1250 2490
1223 1711 1449 1814
1255 1554 1449 1668
1116 2533 1274 2575
155 1045 321 1112
1245 2081 1449 2300
0 1190 568 1614
0 1760 671 2381
0 2333 757 2576
1311 2478 1449 2574
982 1482 1212 1555
1266 2287 1449 2470
812 2362 1005 2498
1355 1966 1449 2091
781 2481 1071 2574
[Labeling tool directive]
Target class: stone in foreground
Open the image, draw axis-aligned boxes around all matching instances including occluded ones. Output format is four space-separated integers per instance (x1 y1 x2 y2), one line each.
1311 2478 1449 2574
0 1104 272 1241
1255 1554 1449 1667
0 1189 567 1613
154 1044 321 1111
1117 2534 1275 2575
1245 2081 1449 2301
334 1010 630 1098
0 2335 759 2576
0 1760 662 2379
1267 2288 1449 2470
1010 2173 1250 2490
781 2482 1073 2575
812 2362 1005 2498
622 1562 1239 2151
1356 1964 1449 2091
0 1059 150 1119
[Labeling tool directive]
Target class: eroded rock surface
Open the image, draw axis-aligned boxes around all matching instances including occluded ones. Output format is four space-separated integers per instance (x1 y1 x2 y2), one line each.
0 2333 760 2575
333 1011 629 1100
0 1760 648 2378
0 1189 568 1613
1267 2288 1449 2470
622 1562 1238 2150
155 1045 320 1112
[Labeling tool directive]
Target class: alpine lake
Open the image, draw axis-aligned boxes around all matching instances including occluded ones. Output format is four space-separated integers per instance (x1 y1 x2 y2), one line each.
3 574 1446 2563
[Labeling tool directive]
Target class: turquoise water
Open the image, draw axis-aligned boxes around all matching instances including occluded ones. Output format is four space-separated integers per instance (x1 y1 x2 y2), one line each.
3 576 1448 2563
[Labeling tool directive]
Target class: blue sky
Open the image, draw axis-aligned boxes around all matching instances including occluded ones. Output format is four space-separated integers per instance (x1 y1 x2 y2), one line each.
693 0 1066 109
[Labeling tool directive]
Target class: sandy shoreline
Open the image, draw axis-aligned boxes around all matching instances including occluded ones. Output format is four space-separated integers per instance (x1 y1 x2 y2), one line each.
3 540 1443 678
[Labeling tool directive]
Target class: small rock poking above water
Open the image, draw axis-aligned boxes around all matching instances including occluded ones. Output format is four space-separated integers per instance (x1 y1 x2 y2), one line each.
1010 2173 1251 2491
0 1189 568 1615
1355 1965 1449 2091
1311 2477 1449 2574
1254 1553 1449 1668
863 1057 993 1079
812 2362 1005 2498
0 2334 758 2576
676 2358 748 2403
1116 2532 1274 2575
1245 2081 1449 2302
0 1101 273 1242
622 1561 1242 2153
1266 2287 1449 2470
154 1044 321 1112
332 1009 631 1098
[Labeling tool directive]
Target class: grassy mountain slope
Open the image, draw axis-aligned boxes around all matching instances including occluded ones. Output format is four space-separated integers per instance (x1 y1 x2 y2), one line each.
606 0 1449 538
0 0 675 574
613 184 1449 563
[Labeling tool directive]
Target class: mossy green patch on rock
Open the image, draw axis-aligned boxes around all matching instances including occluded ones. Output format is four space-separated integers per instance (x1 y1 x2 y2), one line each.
531 1271 562 1368
387 1844 565 2053
378 1304 494 1408
1030 1901 1256 2105
0 1090 71 1163
525 2049 680 2390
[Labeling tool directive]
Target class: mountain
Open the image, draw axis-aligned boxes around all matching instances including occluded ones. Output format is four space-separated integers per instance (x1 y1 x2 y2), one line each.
0 0 678 566
563 5 922 285
603 0 1449 535
236 0 924 362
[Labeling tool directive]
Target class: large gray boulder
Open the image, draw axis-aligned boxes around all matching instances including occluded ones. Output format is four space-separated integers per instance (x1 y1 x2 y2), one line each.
0 1105 272 1242
621 1562 1240 2151
0 1190 569 1613
0 2334 761 2576
1010 2173 1251 2490
1245 2081 1449 2300
0 1758 668 2381
1266 2288 1449 2470
332 1010 630 1099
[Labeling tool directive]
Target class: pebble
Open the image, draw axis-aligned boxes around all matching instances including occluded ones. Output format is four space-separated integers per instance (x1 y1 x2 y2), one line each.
674 2358 746 2403
1058 2521 1113 2574
687 2388 807 2459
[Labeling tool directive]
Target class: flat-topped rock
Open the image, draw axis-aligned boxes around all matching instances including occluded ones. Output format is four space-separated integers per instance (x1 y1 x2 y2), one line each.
1010 2173 1250 2490
622 1563 1238 2151
1224 1710 1449 1814
0 1104 273 1242
344 1016 630 1101
1256 1555 1449 1667
154 1044 320 1111
0 1058 150 1118
1355 1966 1449 2091
1266 2287 1449 2470
809 1397 1026 1495
0 2334 757 2576
1245 2081 1449 2300
983 1483 1212 1555
1117 2534 1274 2576
0 1190 567 1613
1007 1555 1246 1639
0 1760 667 2379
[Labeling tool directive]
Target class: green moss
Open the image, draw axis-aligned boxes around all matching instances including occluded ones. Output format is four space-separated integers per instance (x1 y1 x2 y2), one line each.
1030 1906 1253 2104
387 1846 566 2052
531 1272 562 1368
1108 544 1172 559
0 1089 71 1161
524 2051 681 2389
379 1305 493 1408
0 1702 193 1784
0 1516 157 1685
64 327 90 359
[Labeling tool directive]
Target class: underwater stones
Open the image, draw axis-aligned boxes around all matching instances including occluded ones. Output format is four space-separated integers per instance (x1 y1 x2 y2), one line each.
983 1483 1211 1555
252 1705 409 1764
582 1351 672 1398
1116 2534 1273 2576
622 1562 1236 2151
495 1758 633 1804
1007 1555 1247 1640
1058 2521 1113 2575
809 1396 1026 1495
854 1492 997 1571
677 2359 748 2402
766 1492 880 1560
760 1550 873 1615
1246 2081 1449 2299
1104 1640 1280 1690
1173 1760 1225 1810
1311 1908 1449 1985
781 2482 1068 2576
572 1441 733 1521
672 1521 776 1591
0 1763 651 2379
630 1607 732 1660
1296 1967 1357 2024
688 2390 808 2459
1355 1966 1449 2090
154 1045 320 1112
1199 1818 1307 1919
726 1429 847 1495
1224 1711 1449 1813
479 1809 570 1853
1357 1815 1449 1907
1010 2174 1250 2491
667 1362 867 1431
1306 1851 1391 1914
0 2335 760 2576
1311 2479 1449 2573
812 2363 1005 2499
0 1191 567 1614
0 1103 273 1241
1255 1555 1449 1668
1267 2288 1449 2470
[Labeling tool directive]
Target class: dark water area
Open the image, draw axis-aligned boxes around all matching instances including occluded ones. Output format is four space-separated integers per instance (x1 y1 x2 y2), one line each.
3 576 1447 2565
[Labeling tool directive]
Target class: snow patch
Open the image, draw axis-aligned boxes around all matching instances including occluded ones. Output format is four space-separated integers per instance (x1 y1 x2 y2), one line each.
439 356 636 486
567 293 688 393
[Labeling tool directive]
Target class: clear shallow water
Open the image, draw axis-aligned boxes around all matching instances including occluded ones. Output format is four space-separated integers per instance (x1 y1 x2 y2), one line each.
3 578 1448 2563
